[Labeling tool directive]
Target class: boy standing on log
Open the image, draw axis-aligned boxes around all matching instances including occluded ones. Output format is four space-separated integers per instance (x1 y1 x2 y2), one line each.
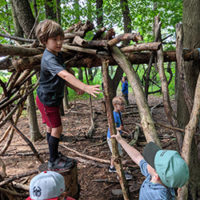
35 19 100 171
112 133 189 199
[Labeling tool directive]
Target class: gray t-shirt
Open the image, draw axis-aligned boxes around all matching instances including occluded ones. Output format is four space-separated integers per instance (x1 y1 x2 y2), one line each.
139 159 175 200
37 49 66 106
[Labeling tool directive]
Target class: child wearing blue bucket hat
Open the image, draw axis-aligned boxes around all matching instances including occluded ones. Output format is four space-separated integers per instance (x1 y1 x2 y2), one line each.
112 132 189 200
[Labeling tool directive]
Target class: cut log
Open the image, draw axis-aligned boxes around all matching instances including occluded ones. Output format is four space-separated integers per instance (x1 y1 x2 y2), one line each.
39 160 79 199
121 42 161 52
0 44 42 57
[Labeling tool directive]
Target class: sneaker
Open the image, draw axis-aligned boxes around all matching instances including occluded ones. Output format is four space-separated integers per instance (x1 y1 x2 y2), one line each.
117 172 133 181
124 173 133 180
109 166 116 173
48 157 74 171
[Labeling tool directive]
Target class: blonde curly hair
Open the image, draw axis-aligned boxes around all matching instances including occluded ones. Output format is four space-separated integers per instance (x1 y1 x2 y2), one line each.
112 96 125 106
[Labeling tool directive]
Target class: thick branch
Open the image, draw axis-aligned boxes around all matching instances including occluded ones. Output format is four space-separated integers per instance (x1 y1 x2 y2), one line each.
110 46 161 146
108 33 143 46
0 44 42 57
121 42 161 52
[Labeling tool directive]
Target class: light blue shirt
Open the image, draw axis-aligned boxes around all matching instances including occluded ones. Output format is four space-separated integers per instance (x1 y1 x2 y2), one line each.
107 111 122 139
139 160 175 200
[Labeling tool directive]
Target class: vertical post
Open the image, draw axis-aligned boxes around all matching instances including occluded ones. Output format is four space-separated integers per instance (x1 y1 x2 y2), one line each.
102 58 130 200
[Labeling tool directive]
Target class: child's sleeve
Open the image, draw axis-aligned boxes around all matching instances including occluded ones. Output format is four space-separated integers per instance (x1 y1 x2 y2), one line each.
139 159 149 177
45 56 65 77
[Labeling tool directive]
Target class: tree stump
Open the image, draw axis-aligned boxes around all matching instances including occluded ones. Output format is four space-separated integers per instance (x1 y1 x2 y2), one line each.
39 160 79 199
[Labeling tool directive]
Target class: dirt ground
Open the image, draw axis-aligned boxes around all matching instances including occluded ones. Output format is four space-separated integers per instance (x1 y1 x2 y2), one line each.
0 94 178 200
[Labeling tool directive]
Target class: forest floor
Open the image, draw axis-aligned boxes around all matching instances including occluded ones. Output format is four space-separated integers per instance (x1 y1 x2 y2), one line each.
1 93 179 200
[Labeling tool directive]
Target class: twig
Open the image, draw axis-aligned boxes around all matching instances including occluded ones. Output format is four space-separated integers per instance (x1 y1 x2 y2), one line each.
0 170 38 187
60 144 110 164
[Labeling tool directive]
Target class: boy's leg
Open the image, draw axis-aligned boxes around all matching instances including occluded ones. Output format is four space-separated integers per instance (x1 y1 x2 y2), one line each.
36 96 73 170
48 126 63 163
46 126 52 144
107 137 117 172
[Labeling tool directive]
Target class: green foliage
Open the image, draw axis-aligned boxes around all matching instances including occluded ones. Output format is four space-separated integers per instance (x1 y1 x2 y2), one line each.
0 71 11 94
67 67 103 101
133 63 175 97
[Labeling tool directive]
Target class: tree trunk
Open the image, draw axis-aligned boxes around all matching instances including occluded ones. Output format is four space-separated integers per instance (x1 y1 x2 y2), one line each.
78 68 83 81
27 79 43 142
177 0 200 199
11 1 42 142
96 0 103 27
10 0 23 39
12 0 35 38
120 0 131 34
45 0 56 20
56 0 61 24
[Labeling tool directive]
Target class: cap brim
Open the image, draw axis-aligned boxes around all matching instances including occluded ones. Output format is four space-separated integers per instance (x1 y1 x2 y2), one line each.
28 197 59 200
143 142 161 168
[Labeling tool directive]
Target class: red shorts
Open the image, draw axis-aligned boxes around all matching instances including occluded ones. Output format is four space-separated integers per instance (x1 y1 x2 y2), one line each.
36 96 62 128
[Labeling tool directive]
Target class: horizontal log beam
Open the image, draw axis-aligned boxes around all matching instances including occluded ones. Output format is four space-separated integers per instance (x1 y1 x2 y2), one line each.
121 42 161 52
2 48 200 71
0 44 42 56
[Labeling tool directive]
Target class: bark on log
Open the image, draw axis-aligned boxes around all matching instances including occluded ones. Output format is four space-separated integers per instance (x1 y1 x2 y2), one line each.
121 42 161 52
0 44 42 57
108 33 143 46
39 161 79 199
0 33 35 43
72 35 88 46
62 44 97 55
110 46 161 146
4 49 200 72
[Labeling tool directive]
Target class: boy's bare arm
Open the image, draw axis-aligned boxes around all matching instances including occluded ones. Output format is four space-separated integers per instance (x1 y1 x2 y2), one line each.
112 132 143 165
65 82 85 95
58 70 100 97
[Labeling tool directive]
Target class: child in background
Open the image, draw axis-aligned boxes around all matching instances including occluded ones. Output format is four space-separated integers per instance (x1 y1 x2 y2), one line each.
35 19 100 171
107 96 126 173
121 76 129 105
26 171 75 200
112 132 189 200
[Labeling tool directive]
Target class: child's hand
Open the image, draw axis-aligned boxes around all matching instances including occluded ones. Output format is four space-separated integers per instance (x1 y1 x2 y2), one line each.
85 85 101 97
75 88 85 95
111 131 122 142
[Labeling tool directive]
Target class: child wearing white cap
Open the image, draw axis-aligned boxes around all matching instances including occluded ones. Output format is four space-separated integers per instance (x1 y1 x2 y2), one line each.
112 132 189 200
26 171 75 200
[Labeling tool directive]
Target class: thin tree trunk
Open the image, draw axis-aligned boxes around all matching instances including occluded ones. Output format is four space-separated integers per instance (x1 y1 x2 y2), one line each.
12 0 35 38
45 0 56 20
27 79 43 142
102 58 130 200
178 73 200 200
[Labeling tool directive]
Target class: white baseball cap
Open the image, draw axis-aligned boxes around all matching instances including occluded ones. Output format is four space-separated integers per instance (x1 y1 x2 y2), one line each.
28 171 65 200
